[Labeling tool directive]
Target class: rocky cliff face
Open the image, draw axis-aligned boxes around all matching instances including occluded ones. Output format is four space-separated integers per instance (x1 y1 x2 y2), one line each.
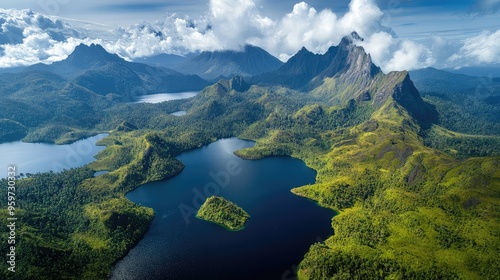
313 33 381 87
254 32 436 123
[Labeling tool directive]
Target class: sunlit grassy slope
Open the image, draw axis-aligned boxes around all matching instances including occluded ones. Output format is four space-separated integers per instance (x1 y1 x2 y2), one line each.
237 95 499 279
197 196 251 231
0 74 498 279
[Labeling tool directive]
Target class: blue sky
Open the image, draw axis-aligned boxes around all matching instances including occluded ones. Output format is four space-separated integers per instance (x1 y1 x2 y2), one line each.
1 1 496 39
0 0 498 71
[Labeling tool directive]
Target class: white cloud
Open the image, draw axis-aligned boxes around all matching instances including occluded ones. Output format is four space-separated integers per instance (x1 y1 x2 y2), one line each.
0 1 498 72
209 0 275 50
449 30 500 66
358 32 394 67
384 40 434 72
0 34 96 68
0 8 92 67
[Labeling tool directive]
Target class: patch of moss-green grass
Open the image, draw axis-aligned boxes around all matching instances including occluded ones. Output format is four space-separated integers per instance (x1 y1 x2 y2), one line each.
197 196 250 231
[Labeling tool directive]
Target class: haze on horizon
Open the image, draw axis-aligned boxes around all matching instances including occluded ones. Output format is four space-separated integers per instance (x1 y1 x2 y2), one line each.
0 0 498 72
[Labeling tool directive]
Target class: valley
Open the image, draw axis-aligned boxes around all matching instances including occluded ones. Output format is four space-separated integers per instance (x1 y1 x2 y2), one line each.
0 134 106 178
112 138 332 280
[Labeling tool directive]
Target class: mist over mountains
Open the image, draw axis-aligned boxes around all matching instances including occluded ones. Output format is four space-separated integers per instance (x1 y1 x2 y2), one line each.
173 45 284 81
0 3 498 72
0 32 423 142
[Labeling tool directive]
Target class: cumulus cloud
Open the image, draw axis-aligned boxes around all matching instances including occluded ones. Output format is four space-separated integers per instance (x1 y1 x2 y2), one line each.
230 0 393 61
0 9 93 67
104 0 437 71
0 1 498 72
104 17 220 58
103 0 272 58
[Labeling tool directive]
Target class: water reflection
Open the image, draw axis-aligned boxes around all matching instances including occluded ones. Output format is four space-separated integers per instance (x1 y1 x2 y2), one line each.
133 92 198 104
170 111 187 116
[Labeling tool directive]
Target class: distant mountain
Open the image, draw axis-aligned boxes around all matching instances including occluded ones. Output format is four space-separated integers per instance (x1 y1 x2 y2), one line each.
253 32 435 123
26 44 124 78
173 45 283 81
253 32 379 88
0 43 212 142
444 66 500 78
253 46 336 89
25 43 210 98
133 53 187 68
410 67 500 135
410 67 500 96
0 66 25 74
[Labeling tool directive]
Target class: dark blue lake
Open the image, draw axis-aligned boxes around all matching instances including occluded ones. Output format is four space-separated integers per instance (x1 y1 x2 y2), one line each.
112 138 333 280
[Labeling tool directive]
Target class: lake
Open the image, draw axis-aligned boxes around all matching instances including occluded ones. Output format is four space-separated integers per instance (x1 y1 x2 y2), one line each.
170 110 187 116
112 138 333 280
0 134 107 178
133 92 198 104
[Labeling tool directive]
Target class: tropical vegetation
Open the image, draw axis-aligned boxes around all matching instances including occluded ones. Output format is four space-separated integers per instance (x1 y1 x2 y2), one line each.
197 196 250 231
1 36 499 279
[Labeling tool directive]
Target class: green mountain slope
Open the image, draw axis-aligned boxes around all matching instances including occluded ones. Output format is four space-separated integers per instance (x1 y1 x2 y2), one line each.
0 35 498 280
0 44 211 144
410 67 500 136
174 44 283 81
231 85 499 279
409 67 500 158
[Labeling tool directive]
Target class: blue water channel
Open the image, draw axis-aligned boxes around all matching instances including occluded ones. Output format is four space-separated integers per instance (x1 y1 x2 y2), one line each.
112 138 334 280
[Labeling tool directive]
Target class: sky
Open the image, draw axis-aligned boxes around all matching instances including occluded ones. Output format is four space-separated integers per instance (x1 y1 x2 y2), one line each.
0 0 498 72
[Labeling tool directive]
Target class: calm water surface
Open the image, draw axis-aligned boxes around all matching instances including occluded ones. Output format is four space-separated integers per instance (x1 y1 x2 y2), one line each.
0 134 107 178
112 138 333 280
134 92 198 104
170 111 187 116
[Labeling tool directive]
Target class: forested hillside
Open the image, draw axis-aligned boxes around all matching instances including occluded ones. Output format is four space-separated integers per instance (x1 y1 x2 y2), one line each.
0 36 499 279
0 44 209 144
410 67 500 158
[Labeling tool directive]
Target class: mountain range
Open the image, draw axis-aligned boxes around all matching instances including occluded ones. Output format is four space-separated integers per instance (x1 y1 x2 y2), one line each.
25 44 210 97
2 36 498 144
253 32 435 123
0 33 482 143
171 44 283 81
0 32 499 280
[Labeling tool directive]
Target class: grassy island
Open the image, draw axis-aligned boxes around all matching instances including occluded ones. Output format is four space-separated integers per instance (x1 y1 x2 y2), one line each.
196 196 250 231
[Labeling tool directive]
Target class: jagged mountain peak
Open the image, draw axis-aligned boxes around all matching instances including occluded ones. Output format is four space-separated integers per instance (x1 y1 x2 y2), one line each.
73 43 106 53
252 32 435 123
297 46 311 53
253 31 379 90
340 31 364 45
25 43 127 78
65 43 124 67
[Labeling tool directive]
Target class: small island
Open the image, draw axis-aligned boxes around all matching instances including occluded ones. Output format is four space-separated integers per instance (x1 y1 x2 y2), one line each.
196 196 250 231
